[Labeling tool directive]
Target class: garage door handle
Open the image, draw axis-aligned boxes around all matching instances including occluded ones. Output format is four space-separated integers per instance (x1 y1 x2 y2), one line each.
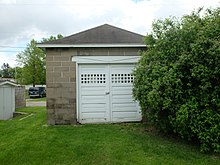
105 92 110 95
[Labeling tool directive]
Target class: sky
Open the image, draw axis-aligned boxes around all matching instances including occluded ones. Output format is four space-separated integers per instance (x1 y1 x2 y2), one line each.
0 0 219 68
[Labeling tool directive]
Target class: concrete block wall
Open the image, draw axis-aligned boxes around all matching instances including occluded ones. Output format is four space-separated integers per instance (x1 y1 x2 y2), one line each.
46 47 143 125
46 48 76 125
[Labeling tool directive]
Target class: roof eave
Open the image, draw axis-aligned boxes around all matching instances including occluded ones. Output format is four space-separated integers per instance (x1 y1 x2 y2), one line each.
37 44 146 48
0 81 18 87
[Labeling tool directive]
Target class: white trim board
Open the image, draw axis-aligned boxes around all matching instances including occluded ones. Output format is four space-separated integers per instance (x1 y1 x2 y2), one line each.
0 81 18 87
72 56 140 64
37 44 146 48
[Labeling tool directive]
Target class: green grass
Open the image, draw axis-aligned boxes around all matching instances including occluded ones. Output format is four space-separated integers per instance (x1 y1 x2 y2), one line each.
0 107 219 165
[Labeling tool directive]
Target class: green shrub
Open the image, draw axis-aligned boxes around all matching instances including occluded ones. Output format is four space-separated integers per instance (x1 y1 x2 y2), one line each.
133 7 220 152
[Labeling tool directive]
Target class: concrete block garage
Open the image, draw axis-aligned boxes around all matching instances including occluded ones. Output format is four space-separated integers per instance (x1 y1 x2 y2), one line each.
38 24 146 125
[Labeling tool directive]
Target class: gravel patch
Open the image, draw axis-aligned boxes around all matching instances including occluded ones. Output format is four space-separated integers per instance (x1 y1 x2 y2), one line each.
26 101 46 107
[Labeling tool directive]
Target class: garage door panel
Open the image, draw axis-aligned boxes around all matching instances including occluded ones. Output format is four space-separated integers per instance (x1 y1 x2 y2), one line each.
112 85 132 91
111 74 134 84
81 109 106 113
81 87 106 97
112 90 132 95
81 86 106 89
81 112 107 123
81 85 106 88
113 111 138 118
82 103 106 110
81 113 106 118
81 95 106 101
80 64 107 70
112 95 136 103
112 97 134 103
111 87 134 103
81 108 106 113
112 103 138 110
110 64 134 72
79 64 109 123
112 108 138 113
80 76 106 85
112 111 140 121
78 64 141 123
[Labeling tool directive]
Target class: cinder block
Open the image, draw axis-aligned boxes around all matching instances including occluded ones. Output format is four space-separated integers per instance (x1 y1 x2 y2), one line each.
62 91 75 99
46 66 54 72
61 61 75 67
47 108 55 115
46 76 54 83
70 77 76 82
54 77 70 83
47 49 61 56
63 72 74 78
54 66 70 72
50 72 61 78
57 82 75 88
46 83 62 88
47 119 55 125
47 61 61 67
54 56 70 62
69 98 76 104
61 50 76 57
46 56 54 61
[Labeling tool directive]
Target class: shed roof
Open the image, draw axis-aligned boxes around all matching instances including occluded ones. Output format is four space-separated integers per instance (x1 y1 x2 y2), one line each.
38 24 145 48
0 80 18 87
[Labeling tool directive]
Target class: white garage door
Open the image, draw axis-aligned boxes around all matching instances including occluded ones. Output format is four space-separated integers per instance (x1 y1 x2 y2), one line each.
78 64 141 123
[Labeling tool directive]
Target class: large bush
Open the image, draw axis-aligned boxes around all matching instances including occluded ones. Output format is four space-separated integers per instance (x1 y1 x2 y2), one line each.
133 7 220 152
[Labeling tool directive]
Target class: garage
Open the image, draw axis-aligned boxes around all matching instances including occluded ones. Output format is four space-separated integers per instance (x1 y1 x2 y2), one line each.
38 24 146 124
78 63 141 123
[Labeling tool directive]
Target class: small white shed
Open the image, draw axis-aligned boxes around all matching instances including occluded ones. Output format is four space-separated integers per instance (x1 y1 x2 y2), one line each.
0 80 17 120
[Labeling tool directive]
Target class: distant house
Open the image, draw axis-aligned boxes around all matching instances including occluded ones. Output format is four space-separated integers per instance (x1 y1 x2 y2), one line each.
0 78 16 82
38 24 146 125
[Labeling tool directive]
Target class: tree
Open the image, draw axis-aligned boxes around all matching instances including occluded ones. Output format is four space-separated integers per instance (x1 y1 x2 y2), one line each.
17 39 45 86
14 67 24 85
41 34 63 42
133 7 220 152
16 34 63 86
0 63 14 78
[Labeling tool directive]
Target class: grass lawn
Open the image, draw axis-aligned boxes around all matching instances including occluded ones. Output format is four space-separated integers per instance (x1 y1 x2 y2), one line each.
0 107 219 165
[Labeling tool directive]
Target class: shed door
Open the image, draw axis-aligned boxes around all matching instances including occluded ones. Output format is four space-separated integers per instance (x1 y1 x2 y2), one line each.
0 87 14 120
78 64 141 123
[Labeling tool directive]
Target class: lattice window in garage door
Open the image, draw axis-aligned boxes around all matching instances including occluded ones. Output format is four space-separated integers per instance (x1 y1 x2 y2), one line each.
80 74 106 84
111 73 134 84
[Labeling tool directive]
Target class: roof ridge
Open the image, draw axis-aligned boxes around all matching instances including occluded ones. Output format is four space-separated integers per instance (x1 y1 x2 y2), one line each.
102 24 144 37
62 24 144 40
40 24 145 46
61 24 108 41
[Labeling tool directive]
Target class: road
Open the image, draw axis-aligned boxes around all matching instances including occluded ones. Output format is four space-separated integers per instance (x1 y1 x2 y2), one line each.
26 101 46 107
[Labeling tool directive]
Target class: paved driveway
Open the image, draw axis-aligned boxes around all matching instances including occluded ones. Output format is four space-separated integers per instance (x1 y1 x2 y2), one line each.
26 101 46 107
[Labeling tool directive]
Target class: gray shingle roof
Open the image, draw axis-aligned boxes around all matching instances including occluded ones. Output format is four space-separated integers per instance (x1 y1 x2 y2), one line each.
42 24 145 45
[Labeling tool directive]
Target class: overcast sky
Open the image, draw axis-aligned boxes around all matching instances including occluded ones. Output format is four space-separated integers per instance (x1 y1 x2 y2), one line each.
0 0 219 67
